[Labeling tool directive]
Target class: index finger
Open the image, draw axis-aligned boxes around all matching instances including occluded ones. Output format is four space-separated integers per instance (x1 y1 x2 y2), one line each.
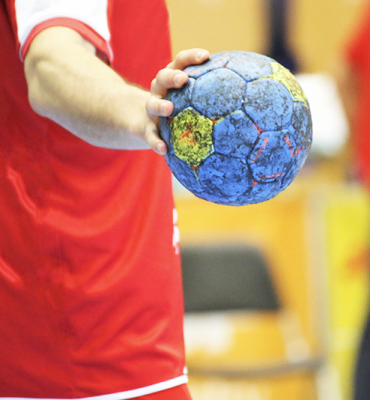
167 49 210 71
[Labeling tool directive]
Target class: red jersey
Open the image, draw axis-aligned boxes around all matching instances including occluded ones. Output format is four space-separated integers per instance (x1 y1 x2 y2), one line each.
346 3 370 188
0 1 187 398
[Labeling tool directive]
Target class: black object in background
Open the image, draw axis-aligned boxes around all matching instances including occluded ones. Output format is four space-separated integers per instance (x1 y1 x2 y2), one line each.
267 0 298 73
181 245 280 313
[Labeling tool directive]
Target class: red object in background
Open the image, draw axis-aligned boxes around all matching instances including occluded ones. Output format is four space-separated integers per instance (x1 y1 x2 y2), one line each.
347 3 370 188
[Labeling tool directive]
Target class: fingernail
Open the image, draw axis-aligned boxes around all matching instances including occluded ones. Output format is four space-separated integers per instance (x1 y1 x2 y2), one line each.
160 103 168 114
156 143 167 155
174 73 184 86
196 50 208 60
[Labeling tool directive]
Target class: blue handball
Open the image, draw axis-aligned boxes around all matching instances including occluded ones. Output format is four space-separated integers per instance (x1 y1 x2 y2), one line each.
159 51 312 206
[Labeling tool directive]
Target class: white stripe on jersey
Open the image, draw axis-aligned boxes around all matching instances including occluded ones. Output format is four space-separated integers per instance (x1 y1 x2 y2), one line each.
15 0 110 58
0 375 189 400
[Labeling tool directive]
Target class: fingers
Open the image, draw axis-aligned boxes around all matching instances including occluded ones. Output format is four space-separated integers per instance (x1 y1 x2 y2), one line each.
151 68 188 100
145 48 209 156
146 95 173 118
150 48 209 100
167 48 210 71
145 120 167 155
145 96 171 155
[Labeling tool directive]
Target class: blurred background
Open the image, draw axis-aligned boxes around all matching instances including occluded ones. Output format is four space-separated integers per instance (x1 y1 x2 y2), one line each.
165 0 370 399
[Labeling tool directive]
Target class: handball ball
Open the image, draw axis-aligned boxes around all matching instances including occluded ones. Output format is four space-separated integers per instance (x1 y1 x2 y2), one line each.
159 51 312 206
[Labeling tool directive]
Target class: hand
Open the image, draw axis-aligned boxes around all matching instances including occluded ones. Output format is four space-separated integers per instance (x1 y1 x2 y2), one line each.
145 49 210 155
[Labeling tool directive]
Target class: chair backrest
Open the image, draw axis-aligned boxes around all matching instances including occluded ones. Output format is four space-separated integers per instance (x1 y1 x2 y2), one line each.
181 244 280 313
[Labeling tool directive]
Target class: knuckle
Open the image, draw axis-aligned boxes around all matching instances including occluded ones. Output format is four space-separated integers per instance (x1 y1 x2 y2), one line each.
157 69 176 88
156 68 167 80
177 49 187 59
146 98 158 117
148 98 162 116
150 78 157 90
145 124 154 140
156 100 162 115
145 97 152 112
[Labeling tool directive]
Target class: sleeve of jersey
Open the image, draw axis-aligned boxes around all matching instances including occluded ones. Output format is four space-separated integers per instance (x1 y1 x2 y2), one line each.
13 0 113 63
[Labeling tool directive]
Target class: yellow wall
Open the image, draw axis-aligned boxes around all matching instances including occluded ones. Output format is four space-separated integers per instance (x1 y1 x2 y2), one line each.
291 0 368 72
166 0 267 56
166 0 368 72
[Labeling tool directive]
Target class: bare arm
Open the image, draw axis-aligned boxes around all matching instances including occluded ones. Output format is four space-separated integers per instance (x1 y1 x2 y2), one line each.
24 26 209 154
24 26 152 150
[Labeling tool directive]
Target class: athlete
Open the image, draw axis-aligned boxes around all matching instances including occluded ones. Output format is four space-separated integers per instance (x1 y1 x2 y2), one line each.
0 0 209 399
343 2 370 400
341 2 370 399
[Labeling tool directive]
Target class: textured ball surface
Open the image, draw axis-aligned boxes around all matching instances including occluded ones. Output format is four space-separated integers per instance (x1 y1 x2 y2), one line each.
159 51 312 206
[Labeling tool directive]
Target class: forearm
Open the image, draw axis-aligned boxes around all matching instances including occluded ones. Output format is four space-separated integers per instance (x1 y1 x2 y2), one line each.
24 27 150 150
